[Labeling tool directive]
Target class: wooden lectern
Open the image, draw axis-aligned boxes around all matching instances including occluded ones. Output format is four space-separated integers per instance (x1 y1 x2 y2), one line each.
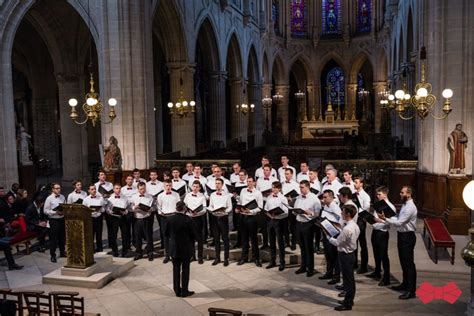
60 204 95 269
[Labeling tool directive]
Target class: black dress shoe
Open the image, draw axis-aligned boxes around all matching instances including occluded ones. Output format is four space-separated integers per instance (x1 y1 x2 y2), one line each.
266 262 276 269
175 292 181 297
134 255 143 261
212 259 221 266
328 278 340 285
306 270 315 277
163 256 170 264
198 258 204 264
356 268 368 274
335 284 345 291
148 253 154 261
334 305 352 311
51 255 57 263
121 251 128 258
181 291 195 297
399 292 416 300
255 260 262 267
295 267 307 274
237 260 246 266
366 272 381 278
278 263 285 271
223 259 229 266
319 273 333 280
391 284 407 291
338 291 346 297
337 300 344 305
378 280 390 287
8 264 23 270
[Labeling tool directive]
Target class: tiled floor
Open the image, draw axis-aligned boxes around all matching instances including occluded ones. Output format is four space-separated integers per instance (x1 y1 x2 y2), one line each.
3 219 471 315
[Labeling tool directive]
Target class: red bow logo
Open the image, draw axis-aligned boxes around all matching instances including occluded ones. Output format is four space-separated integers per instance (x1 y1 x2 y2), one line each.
416 282 462 304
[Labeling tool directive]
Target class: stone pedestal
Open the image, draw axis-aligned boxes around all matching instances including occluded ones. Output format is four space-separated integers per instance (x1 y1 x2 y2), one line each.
445 175 470 235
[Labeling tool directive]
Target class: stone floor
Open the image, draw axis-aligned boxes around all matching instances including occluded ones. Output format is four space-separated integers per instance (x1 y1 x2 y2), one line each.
2 219 471 315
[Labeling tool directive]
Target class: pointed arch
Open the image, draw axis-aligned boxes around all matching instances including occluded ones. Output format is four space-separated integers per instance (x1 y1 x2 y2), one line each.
226 33 243 78
317 52 348 84
195 17 220 71
349 52 374 83
271 53 286 85
247 45 259 83
262 52 270 84
289 55 313 88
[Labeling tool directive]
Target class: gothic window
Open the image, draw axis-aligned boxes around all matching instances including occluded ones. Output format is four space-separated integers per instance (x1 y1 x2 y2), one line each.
272 0 280 35
356 0 371 33
322 0 341 35
326 67 345 105
290 0 307 37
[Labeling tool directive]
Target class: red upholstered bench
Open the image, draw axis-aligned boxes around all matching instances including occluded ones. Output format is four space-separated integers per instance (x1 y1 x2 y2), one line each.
423 218 455 265
9 231 38 255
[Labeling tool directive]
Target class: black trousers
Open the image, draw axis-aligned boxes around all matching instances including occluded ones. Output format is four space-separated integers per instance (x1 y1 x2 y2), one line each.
355 218 368 269
257 211 269 246
286 212 297 247
124 212 135 249
371 229 390 281
322 236 340 278
160 215 174 257
92 215 104 252
191 215 205 259
212 215 229 260
134 216 154 255
397 231 417 292
240 215 259 261
232 207 242 245
339 251 356 307
268 218 286 264
106 214 129 253
296 220 315 271
48 218 65 256
155 212 164 248
172 257 191 295
314 225 322 251
30 226 48 247
0 244 15 267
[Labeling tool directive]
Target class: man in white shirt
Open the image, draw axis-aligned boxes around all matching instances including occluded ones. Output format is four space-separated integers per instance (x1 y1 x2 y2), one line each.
171 167 188 200
147 169 165 247
319 190 342 285
232 169 249 249
294 180 321 277
255 155 277 180
229 162 242 184
205 166 231 195
322 169 343 200
83 184 106 253
236 176 263 267
208 178 232 266
184 180 207 264
106 184 131 257
121 175 138 248
181 162 195 184
309 169 322 195
256 164 278 249
188 164 207 193
157 179 181 263
296 161 310 183
121 175 137 201
66 180 87 204
95 170 113 198
282 168 300 250
277 155 296 182
132 182 156 261
44 182 66 262
264 181 289 271
329 204 360 311
342 170 356 193
132 168 147 189
376 186 418 300
367 186 394 286
353 176 371 274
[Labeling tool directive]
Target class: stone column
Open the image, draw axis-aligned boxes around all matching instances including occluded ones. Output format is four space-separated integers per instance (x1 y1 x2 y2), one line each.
208 71 227 148
372 81 388 133
275 84 290 142
249 82 263 146
56 74 90 183
262 83 273 131
346 83 358 119
229 77 244 142
154 85 164 155
168 63 196 157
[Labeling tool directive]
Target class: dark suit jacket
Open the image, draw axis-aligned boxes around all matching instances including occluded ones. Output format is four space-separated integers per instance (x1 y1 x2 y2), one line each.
164 212 195 258
25 203 47 231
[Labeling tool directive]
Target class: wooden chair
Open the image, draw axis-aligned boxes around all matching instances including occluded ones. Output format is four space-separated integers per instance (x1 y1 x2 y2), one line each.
22 290 53 316
49 291 100 316
208 307 243 316
0 288 25 316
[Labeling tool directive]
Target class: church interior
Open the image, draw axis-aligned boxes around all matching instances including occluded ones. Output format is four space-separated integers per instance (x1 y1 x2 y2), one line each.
0 0 473 315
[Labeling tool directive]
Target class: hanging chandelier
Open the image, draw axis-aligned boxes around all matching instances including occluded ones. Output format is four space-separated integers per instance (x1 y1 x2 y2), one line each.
167 90 195 117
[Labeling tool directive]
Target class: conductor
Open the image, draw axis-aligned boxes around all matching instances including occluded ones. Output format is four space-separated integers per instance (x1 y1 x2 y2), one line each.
165 201 195 297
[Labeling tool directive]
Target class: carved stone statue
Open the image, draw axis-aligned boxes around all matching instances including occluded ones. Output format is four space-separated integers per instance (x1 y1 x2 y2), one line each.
19 126 33 166
448 123 468 174
103 136 122 171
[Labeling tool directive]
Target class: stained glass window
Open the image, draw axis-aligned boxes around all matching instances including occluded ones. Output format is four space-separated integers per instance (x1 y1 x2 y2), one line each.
290 0 307 37
326 67 345 105
357 0 371 33
322 0 341 35
272 0 280 35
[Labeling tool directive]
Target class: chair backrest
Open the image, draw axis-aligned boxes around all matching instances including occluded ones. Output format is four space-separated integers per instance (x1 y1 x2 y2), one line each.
208 307 243 316
0 288 24 316
21 290 52 316
49 291 84 316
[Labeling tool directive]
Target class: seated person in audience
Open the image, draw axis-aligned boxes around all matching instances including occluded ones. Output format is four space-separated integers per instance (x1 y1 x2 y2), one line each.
12 189 29 214
0 194 26 233
25 196 48 252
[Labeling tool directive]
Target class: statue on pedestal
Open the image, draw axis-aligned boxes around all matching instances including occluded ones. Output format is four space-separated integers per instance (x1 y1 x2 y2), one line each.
448 123 468 175
103 136 122 171
19 126 33 166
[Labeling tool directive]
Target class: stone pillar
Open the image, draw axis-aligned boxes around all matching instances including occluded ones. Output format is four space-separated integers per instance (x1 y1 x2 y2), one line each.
275 84 290 142
56 74 90 183
262 83 273 131
208 71 227 148
229 77 244 142
154 85 164 155
168 63 196 157
372 81 388 133
346 83 358 119
99 0 155 170
249 82 263 146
